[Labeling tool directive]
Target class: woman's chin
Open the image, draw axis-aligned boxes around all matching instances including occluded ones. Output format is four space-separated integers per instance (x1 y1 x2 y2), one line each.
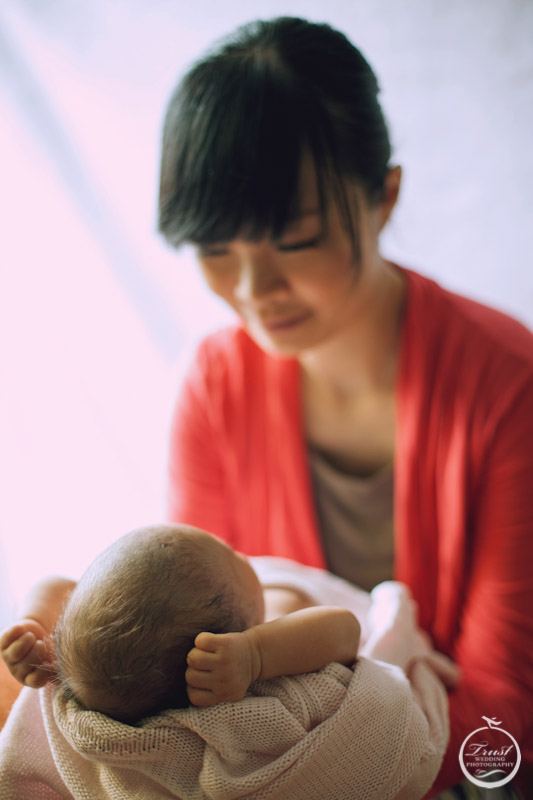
246 316 319 357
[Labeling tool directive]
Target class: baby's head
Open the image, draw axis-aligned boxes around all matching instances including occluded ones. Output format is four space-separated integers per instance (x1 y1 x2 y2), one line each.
53 524 263 723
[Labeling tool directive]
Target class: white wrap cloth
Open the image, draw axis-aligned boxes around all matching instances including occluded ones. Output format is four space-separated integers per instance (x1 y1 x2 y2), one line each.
0 559 451 800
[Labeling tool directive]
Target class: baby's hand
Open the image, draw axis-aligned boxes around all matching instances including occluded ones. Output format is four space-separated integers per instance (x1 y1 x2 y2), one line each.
0 619 55 688
185 630 261 707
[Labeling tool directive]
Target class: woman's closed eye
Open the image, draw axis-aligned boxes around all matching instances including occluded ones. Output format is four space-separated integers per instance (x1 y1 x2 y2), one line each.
197 235 321 258
197 244 230 258
277 236 321 252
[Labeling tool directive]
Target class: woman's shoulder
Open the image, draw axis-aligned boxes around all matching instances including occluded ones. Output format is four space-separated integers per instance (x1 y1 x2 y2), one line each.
193 324 271 372
183 324 297 394
401 266 533 371
195 324 259 357
396 268 533 471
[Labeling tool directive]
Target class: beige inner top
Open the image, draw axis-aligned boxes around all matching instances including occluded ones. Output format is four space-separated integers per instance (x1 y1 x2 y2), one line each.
308 448 394 592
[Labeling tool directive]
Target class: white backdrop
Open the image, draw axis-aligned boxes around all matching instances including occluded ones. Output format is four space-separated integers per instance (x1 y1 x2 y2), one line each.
1 0 532 624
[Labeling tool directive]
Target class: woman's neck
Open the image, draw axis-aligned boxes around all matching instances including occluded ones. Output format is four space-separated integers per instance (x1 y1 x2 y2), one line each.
299 260 406 399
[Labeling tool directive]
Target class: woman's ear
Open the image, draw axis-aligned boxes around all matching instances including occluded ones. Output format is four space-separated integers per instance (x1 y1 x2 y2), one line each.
378 165 402 231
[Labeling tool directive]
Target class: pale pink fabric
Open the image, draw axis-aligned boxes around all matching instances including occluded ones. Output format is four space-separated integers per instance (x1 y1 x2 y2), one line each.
0 571 451 800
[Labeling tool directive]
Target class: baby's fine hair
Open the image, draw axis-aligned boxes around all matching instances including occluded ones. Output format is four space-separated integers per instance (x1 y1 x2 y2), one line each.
53 525 247 723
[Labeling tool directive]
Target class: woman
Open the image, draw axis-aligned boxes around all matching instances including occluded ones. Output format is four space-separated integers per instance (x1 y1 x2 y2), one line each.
159 17 532 796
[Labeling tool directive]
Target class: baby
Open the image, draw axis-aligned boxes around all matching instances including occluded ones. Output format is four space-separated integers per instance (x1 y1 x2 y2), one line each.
0 524 359 723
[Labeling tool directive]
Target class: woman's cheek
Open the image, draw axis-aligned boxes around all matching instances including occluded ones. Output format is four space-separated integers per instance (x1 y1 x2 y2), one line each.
295 254 350 299
199 264 236 302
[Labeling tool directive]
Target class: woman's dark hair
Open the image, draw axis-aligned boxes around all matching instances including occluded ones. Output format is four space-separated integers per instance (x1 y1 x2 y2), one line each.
158 16 391 252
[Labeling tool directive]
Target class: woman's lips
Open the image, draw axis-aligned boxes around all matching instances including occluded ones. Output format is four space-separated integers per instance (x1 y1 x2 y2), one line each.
260 311 312 332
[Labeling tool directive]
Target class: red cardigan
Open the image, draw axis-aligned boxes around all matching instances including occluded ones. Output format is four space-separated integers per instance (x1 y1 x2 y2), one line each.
168 267 533 793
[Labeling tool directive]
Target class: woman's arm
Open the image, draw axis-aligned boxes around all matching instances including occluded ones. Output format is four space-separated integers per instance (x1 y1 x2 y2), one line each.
0 576 76 687
185 606 360 706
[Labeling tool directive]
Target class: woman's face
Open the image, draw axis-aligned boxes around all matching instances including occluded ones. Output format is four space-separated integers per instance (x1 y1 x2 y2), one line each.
194 161 391 358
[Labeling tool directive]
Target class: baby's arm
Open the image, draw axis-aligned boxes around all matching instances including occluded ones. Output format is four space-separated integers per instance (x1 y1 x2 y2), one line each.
0 576 76 687
186 606 360 707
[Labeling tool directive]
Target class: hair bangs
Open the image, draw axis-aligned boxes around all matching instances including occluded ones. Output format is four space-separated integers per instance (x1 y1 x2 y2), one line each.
159 54 326 247
159 17 393 259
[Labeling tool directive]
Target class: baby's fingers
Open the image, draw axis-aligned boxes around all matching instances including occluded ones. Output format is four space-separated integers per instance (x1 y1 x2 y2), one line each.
193 631 220 652
185 665 214 691
187 685 217 707
0 624 28 652
2 635 54 687
187 646 218 671
24 647 52 689
2 631 37 666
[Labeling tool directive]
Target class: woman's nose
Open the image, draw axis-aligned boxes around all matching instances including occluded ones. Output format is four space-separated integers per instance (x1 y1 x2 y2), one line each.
233 248 288 305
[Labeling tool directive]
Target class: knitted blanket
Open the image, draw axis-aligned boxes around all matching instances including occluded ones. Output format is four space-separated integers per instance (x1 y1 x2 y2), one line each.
0 562 451 800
